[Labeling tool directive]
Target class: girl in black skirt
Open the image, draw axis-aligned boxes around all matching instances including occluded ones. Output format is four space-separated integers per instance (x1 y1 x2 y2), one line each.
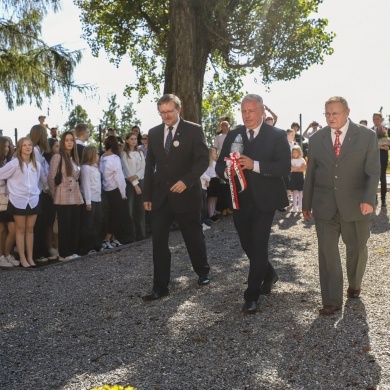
289 145 306 213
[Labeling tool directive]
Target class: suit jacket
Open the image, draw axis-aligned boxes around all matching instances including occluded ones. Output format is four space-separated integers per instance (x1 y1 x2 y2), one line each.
303 120 380 222
144 118 209 213
215 123 291 211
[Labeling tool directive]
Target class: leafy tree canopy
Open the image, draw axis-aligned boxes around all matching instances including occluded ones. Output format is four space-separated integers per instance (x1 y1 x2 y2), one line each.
0 0 87 110
64 104 94 131
76 0 334 123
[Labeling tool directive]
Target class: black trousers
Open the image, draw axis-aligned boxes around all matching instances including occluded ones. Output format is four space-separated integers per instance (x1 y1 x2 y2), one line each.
380 160 388 201
56 204 80 258
33 191 51 259
233 206 276 302
79 201 102 254
151 199 210 291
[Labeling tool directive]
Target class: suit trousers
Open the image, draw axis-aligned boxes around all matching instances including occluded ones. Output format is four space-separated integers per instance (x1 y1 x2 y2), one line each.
380 161 388 201
233 207 276 302
314 211 370 307
56 204 80 258
151 199 210 291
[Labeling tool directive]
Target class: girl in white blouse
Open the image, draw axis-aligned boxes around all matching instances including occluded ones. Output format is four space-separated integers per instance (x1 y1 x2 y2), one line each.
0 137 47 268
80 146 102 254
121 132 146 241
99 136 127 249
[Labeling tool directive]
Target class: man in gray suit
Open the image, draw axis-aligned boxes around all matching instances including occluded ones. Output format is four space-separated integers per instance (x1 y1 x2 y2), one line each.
303 96 380 316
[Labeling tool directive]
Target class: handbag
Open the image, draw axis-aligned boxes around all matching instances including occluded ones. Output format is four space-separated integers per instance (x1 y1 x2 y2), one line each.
54 156 63 186
0 193 9 212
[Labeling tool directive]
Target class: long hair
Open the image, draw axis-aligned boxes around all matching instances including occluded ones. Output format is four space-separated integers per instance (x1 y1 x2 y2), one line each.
15 137 37 172
0 136 13 167
291 145 303 159
30 124 50 153
104 135 120 156
123 132 142 159
81 146 98 166
60 131 79 176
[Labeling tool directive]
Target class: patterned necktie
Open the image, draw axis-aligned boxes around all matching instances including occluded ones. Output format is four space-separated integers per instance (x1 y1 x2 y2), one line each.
248 129 254 142
334 130 342 157
164 126 173 154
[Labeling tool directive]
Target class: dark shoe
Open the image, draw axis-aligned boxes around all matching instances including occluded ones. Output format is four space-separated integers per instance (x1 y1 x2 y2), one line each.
319 305 341 316
347 287 361 298
259 274 279 295
142 289 169 301
381 201 387 208
242 301 257 314
278 207 287 212
198 275 210 286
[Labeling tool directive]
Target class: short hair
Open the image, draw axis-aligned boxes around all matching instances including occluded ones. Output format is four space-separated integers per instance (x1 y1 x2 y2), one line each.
286 129 295 134
325 96 349 110
241 94 264 105
265 116 273 121
359 119 368 125
372 112 383 118
291 122 300 130
157 94 182 110
75 123 89 137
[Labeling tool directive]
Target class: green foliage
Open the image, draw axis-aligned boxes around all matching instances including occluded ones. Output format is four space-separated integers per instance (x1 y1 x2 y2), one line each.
101 94 120 130
64 104 94 130
0 0 88 110
120 102 141 135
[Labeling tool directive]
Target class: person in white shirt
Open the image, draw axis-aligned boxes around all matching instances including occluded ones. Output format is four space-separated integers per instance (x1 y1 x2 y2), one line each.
121 132 146 241
100 136 127 249
0 137 47 268
80 146 103 254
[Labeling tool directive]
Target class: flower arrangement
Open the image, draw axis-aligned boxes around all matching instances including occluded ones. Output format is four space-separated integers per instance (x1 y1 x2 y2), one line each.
92 386 135 390
376 127 390 147
376 127 388 138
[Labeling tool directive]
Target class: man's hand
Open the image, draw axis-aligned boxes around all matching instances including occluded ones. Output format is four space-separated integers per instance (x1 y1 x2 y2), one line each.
144 201 152 211
379 145 389 150
170 180 187 193
360 203 373 215
238 155 254 170
302 210 312 220
86 204 92 211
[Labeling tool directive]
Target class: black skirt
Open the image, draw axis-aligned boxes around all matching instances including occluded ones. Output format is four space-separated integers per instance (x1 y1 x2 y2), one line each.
7 201 41 216
289 172 304 191
207 177 221 197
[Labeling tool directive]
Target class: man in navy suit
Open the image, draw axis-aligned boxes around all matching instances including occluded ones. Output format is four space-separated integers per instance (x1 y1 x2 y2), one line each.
143 94 210 301
216 94 291 314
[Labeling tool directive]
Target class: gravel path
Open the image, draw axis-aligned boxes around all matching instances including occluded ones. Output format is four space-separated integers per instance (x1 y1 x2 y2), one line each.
1 205 389 389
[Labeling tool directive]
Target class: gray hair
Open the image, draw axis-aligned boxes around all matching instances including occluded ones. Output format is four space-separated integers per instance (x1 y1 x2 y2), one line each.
325 96 349 110
242 94 264 105
157 94 182 110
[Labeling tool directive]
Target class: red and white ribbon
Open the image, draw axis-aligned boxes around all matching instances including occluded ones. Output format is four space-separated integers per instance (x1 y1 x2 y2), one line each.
224 151 247 209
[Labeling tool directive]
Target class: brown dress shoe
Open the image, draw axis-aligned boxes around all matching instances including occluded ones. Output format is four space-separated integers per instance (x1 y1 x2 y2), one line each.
319 305 342 316
347 287 361 298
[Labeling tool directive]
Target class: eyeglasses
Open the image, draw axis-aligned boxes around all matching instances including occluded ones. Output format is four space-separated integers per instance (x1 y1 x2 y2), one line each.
324 111 344 118
158 109 176 116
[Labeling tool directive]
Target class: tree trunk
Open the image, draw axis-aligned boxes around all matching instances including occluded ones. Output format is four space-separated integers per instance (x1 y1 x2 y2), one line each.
164 0 210 125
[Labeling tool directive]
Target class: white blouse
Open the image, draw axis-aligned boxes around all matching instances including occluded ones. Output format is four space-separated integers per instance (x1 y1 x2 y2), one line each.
121 150 145 186
0 158 46 209
80 164 102 204
99 154 126 198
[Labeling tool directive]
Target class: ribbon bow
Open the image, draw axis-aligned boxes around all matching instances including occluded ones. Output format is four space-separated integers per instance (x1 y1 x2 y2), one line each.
224 151 247 209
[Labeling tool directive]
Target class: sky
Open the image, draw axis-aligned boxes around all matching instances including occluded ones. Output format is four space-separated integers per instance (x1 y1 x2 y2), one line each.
2 0 390 140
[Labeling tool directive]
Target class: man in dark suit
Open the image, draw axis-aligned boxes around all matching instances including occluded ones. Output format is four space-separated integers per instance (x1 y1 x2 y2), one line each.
216 94 291 314
372 112 389 208
143 94 210 301
303 96 380 316
75 123 90 162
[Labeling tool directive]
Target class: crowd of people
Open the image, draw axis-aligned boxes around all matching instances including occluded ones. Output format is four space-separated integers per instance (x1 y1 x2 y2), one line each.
0 99 389 318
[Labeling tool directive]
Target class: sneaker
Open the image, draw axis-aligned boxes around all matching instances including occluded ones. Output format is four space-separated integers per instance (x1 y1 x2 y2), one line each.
202 223 211 231
102 240 114 250
203 219 212 227
6 254 19 267
36 257 48 263
226 208 233 215
209 215 219 223
48 248 59 260
0 255 13 269
221 209 228 216
110 239 122 247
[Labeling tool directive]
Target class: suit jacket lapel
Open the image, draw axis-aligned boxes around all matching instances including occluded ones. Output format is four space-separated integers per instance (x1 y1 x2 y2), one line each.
338 122 359 161
321 127 336 159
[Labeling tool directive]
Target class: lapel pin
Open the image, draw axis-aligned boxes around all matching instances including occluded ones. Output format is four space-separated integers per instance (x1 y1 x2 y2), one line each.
173 141 179 147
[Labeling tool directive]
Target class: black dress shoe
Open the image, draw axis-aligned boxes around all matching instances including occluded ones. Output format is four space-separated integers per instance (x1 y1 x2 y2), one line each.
278 207 288 212
142 289 169 301
242 301 257 314
259 274 279 295
198 275 210 286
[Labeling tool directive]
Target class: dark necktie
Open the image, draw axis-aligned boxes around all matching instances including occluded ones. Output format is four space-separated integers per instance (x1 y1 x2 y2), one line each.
248 129 254 142
334 130 342 157
164 126 173 154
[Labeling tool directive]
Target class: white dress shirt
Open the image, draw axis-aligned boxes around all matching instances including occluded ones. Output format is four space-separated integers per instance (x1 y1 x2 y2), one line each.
99 154 126 198
121 150 146 186
80 164 101 205
330 120 349 145
164 119 180 145
0 158 44 209
246 124 261 173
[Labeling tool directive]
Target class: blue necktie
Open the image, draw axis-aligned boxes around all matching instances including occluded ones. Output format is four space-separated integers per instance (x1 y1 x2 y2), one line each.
248 129 254 142
164 126 173 154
